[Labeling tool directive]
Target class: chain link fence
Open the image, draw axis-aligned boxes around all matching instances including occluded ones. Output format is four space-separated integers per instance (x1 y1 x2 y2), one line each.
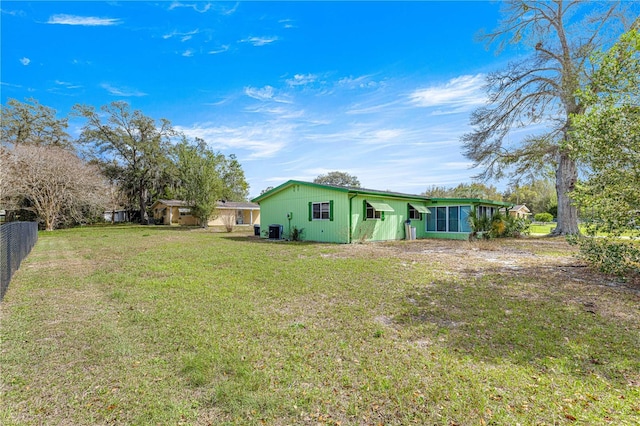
1 222 38 301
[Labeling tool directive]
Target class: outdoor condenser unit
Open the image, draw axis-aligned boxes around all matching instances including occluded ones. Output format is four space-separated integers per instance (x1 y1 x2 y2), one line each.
268 224 283 240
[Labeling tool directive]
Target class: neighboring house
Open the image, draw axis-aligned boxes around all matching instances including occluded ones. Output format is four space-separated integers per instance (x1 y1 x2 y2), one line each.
251 180 512 243
151 200 199 226
150 199 260 227
208 201 261 227
508 204 531 219
103 209 130 223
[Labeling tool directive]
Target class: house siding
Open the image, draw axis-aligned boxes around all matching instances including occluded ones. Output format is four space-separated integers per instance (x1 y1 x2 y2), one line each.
208 209 260 226
253 181 511 243
255 182 431 243
350 195 428 242
258 183 350 243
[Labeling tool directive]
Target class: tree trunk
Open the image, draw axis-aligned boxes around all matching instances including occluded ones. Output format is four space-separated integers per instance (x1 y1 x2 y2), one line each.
138 187 149 225
552 151 580 235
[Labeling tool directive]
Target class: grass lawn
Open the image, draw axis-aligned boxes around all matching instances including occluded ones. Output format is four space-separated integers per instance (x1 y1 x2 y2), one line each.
1 226 639 425
529 223 557 235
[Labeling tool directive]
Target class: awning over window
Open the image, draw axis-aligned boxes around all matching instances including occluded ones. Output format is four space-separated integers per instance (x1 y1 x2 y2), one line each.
409 203 431 214
367 201 394 212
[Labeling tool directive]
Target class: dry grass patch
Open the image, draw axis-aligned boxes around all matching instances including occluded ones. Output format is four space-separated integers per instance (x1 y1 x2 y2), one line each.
2 227 639 425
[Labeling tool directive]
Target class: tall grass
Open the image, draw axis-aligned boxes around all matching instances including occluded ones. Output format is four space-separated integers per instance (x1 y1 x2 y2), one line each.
1 226 639 425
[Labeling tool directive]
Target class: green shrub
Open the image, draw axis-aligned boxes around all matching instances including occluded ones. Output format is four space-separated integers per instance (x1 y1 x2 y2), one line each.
534 212 554 222
504 216 531 237
568 235 640 277
290 226 304 241
469 211 530 239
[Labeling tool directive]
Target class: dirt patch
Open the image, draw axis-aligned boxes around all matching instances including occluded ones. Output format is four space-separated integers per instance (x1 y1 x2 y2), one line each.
329 237 640 296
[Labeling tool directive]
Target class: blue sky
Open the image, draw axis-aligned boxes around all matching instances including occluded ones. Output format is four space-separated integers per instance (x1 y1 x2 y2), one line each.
1 1 525 198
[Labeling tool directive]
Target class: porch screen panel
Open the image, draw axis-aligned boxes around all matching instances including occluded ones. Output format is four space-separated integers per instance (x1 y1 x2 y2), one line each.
436 207 447 232
448 206 459 232
426 208 436 231
460 206 471 232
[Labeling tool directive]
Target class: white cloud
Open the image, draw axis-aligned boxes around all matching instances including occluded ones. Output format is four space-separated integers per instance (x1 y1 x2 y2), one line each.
279 19 295 29
240 36 278 46
443 161 474 170
208 45 230 54
338 75 380 90
409 74 486 108
168 2 212 13
55 80 82 89
2 9 26 17
220 2 239 15
244 86 292 104
346 100 402 115
19 57 30 66
168 1 238 15
286 74 317 87
182 49 194 57
1 82 23 88
175 122 290 159
162 29 199 40
245 86 275 101
245 105 305 120
100 83 147 97
47 14 120 26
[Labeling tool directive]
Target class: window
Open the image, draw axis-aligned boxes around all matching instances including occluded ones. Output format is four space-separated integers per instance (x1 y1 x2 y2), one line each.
460 206 471 232
427 205 472 233
366 203 382 219
477 206 495 219
408 206 421 220
448 206 459 232
436 207 447 231
408 203 429 220
312 201 331 220
364 201 393 220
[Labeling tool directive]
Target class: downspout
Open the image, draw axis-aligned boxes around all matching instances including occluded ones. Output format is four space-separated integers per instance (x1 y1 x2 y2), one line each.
348 192 358 243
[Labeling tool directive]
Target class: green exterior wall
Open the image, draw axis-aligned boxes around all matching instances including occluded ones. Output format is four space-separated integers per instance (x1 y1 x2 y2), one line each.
257 182 351 243
252 181 511 243
350 194 428 242
423 199 512 240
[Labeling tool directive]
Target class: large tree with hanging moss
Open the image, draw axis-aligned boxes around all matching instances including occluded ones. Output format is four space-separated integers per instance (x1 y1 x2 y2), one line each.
462 0 637 235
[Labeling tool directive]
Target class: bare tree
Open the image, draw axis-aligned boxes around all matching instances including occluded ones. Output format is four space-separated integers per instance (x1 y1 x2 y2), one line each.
6 145 109 230
0 147 17 215
462 1 636 235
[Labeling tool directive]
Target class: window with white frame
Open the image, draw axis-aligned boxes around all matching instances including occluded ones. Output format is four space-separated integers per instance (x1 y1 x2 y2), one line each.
312 201 331 220
408 205 421 220
427 205 472 232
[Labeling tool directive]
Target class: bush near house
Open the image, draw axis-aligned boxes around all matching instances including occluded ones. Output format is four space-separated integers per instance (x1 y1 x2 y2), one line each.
469 211 530 239
534 212 554 223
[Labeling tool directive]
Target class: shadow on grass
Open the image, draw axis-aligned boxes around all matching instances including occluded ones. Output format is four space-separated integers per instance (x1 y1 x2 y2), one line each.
218 234 323 245
88 224 202 232
396 271 640 383
219 235 266 242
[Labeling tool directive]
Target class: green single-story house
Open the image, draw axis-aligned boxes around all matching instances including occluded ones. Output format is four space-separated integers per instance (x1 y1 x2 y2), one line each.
251 180 512 243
